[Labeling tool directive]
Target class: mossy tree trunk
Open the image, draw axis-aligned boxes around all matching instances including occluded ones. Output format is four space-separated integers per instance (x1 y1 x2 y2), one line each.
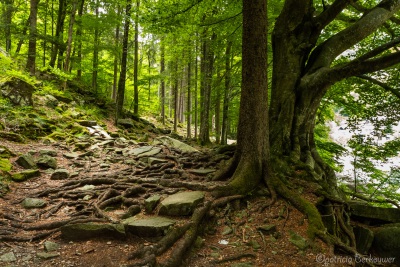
26 0 39 75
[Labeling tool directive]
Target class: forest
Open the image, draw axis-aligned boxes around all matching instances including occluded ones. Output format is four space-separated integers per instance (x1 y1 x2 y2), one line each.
1 0 400 266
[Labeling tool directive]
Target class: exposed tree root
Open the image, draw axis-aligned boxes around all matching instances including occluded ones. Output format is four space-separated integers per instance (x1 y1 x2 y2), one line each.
212 253 256 264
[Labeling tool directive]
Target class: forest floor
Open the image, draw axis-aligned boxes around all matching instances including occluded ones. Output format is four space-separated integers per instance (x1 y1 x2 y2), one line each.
0 122 353 267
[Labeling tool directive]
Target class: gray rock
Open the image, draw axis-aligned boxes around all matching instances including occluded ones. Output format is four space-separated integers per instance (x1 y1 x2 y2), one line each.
372 226 400 266
145 195 161 212
15 154 36 169
50 169 70 180
148 157 168 165
159 191 205 216
39 149 57 157
36 252 60 259
44 94 59 108
153 136 198 153
117 119 135 128
354 225 374 254
36 155 57 169
61 223 125 240
129 146 161 158
350 202 400 223
289 230 308 250
22 198 47 209
121 205 141 219
77 120 97 127
123 216 176 237
63 152 79 159
0 252 16 262
222 226 233 235
44 241 60 252
257 224 277 235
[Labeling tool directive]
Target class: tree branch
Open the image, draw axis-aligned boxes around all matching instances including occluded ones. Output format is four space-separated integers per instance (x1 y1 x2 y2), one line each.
332 50 400 81
357 74 400 99
314 0 351 31
307 0 400 72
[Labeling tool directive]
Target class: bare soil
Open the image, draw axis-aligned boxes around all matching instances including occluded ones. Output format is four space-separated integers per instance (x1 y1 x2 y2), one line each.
0 137 351 267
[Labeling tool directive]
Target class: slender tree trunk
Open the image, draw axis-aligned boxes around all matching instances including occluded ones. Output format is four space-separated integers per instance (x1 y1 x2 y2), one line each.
173 61 178 132
221 40 232 145
199 33 215 145
15 16 30 55
187 54 192 139
64 0 77 73
49 0 66 68
215 74 221 144
112 9 120 101
160 38 166 125
3 0 13 53
75 0 84 80
42 0 49 66
26 0 40 75
133 0 140 115
115 0 131 123
92 0 99 94
194 38 198 138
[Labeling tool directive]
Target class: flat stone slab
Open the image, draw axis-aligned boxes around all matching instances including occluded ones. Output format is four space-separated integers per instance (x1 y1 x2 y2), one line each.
60 223 125 240
159 191 205 216
123 216 176 237
188 169 216 176
128 146 161 157
153 136 198 153
21 198 47 209
350 202 400 223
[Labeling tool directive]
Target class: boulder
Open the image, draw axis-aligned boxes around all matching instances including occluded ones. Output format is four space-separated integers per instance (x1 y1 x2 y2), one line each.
11 169 40 182
128 146 161 158
371 226 400 265
0 131 25 142
39 149 58 157
349 202 400 223
0 146 15 158
44 94 59 108
159 191 205 216
36 155 57 169
153 136 198 153
354 225 374 254
123 216 176 237
117 119 135 128
61 223 126 240
15 154 36 169
145 195 161 213
50 169 70 180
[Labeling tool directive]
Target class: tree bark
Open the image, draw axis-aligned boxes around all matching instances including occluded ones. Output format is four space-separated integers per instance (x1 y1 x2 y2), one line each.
26 0 40 75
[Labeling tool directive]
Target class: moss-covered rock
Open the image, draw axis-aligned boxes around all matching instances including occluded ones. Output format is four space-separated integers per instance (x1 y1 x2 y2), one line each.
36 155 57 169
11 169 40 182
0 146 15 158
0 131 25 142
15 153 36 169
372 226 400 265
61 223 126 240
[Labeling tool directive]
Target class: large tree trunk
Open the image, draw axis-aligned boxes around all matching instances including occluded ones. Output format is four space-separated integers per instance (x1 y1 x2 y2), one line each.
215 0 268 195
64 0 77 73
92 0 99 94
75 0 84 80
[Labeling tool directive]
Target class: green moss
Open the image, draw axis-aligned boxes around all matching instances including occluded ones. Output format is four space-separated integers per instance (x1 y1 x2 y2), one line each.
0 158 12 172
11 169 40 182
